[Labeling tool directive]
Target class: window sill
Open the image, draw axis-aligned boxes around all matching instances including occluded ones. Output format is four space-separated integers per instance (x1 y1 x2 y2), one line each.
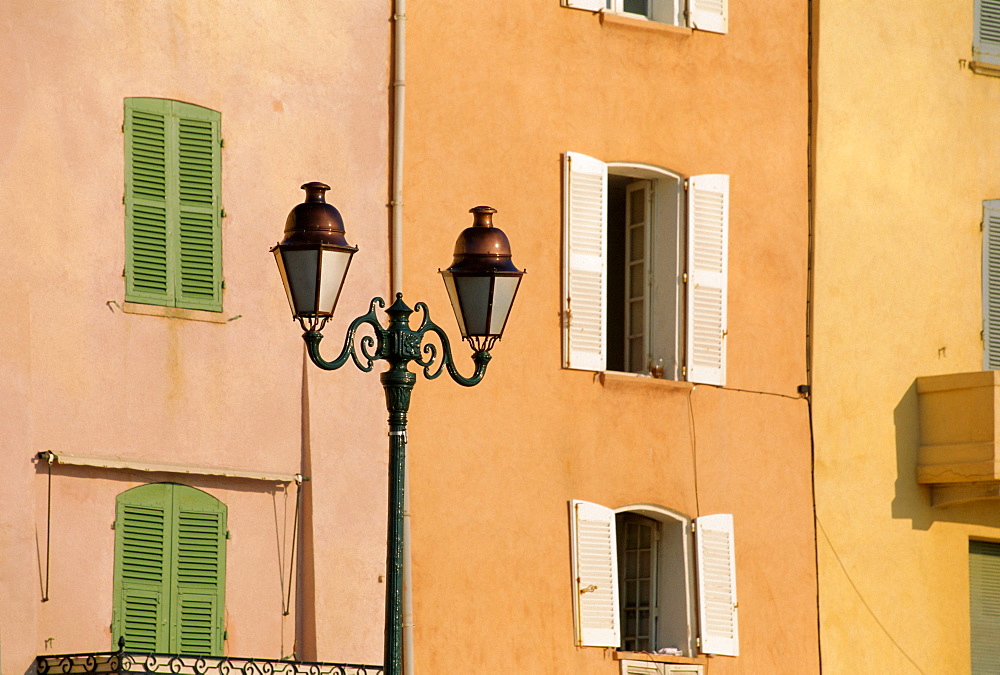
599 371 695 391
123 301 230 324
615 651 708 665
599 12 692 36
971 60 1000 77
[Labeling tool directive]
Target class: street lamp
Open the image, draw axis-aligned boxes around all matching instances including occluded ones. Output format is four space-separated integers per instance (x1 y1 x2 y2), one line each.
271 182 524 675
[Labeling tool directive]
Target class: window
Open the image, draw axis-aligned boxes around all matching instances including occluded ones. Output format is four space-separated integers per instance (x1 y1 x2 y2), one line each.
561 0 727 34
569 500 738 657
125 98 223 312
113 483 227 654
983 200 1000 369
970 540 1000 673
562 152 729 385
974 0 1000 69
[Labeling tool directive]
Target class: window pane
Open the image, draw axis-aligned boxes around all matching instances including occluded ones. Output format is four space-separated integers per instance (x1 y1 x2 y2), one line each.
629 301 644 334
623 0 649 16
629 226 644 260
629 264 644 298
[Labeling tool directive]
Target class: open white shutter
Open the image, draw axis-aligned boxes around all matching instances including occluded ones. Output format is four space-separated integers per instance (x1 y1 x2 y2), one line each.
562 0 605 10
694 514 738 656
570 500 620 647
685 174 729 385
563 152 608 371
984 200 1000 370
688 0 728 34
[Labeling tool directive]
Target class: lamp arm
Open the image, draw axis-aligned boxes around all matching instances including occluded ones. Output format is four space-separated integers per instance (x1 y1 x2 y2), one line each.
303 297 387 372
411 302 491 387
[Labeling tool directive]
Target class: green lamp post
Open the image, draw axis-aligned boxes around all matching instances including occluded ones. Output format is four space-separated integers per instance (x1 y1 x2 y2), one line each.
271 182 524 675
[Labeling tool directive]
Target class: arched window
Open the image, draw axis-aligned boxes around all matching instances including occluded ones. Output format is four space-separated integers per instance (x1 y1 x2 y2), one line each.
112 483 227 654
569 500 738 657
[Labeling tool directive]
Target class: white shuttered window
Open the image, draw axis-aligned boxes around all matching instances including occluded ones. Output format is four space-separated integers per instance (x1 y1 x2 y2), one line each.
569 501 738 656
562 153 729 385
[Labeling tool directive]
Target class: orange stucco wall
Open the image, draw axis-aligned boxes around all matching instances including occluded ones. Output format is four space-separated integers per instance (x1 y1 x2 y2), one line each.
401 2 817 673
1 1 389 670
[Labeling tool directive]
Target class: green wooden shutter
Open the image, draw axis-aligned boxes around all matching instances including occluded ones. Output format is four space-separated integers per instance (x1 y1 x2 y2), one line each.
983 201 1000 370
975 0 1000 66
113 483 172 652
970 540 1000 673
125 99 173 306
124 98 222 312
173 104 222 311
169 485 227 655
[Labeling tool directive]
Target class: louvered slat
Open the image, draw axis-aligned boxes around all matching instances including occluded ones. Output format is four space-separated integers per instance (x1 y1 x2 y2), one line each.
121 588 162 652
970 540 1000 673
564 152 608 371
983 202 1000 369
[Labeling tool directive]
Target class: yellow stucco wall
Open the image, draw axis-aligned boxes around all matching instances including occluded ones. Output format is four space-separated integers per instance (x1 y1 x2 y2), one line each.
812 1 1000 672
0 1 389 670
402 1 817 672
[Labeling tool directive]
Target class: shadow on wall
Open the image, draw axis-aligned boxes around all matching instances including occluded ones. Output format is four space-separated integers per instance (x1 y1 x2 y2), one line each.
892 380 1000 530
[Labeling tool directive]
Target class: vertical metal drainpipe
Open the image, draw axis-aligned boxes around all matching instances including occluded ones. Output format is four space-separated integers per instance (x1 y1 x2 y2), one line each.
390 2 414 675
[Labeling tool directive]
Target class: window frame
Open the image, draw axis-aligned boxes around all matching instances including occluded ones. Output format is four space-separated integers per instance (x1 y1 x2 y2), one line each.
562 152 728 385
569 500 738 657
124 97 223 313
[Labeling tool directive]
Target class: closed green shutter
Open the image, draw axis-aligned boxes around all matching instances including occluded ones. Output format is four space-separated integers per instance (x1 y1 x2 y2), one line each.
113 484 226 655
125 99 222 312
113 483 171 652
170 487 227 655
970 540 1000 673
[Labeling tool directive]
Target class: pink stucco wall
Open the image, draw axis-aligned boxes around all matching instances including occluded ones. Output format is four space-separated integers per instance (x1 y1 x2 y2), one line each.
0 0 390 670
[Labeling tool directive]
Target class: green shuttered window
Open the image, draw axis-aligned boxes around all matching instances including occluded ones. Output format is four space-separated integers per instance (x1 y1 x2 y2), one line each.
113 484 227 655
976 0 1000 66
971 540 1000 673
983 200 1000 370
125 98 222 312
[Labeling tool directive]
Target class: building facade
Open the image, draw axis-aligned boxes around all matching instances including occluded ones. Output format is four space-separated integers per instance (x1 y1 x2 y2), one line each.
1 1 390 671
811 0 1000 672
399 1 819 672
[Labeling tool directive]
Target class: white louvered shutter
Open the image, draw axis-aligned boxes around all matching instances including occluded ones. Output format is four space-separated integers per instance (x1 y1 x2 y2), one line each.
688 0 728 34
984 200 1000 370
570 500 620 647
685 174 729 385
975 0 1000 65
562 0 605 10
695 514 738 657
563 152 608 371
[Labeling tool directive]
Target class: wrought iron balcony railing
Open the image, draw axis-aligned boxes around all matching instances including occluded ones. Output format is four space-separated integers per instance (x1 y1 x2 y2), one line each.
36 650 382 675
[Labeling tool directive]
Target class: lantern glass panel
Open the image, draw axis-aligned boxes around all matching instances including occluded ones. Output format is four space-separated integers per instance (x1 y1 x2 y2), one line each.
273 249 295 317
455 275 492 337
489 275 521 335
317 248 352 315
280 248 320 316
442 273 467 338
